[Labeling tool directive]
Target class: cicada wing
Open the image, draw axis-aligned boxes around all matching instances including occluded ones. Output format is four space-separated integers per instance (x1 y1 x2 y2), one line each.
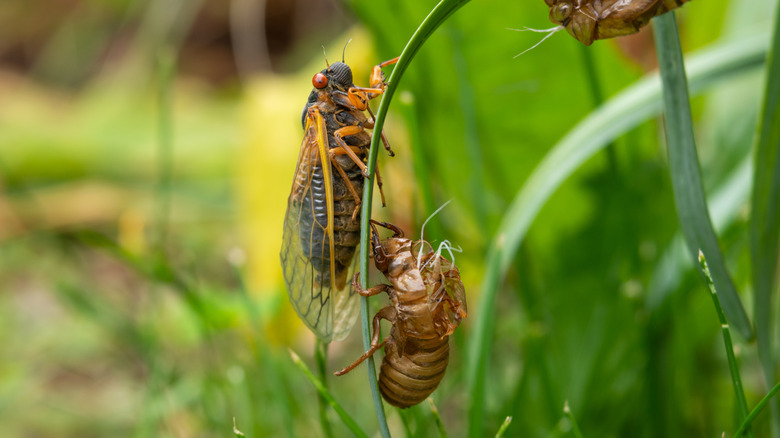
281 107 340 341
421 252 467 326
443 269 467 320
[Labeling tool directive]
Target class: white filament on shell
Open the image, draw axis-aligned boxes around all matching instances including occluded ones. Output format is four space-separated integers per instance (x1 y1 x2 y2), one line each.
509 25 564 58
416 200 453 271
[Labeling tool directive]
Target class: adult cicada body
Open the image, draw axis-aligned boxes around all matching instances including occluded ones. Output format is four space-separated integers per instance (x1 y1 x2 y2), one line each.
545 0 691 45
280 55 398 342
335 221 467 408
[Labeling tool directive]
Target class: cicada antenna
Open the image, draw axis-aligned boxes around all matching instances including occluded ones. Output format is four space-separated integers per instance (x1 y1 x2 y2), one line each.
321 45 330 67
342 38 352 62
509 25 563 58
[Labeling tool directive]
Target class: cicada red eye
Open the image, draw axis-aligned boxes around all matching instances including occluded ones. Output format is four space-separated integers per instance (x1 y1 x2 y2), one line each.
312 72 328 88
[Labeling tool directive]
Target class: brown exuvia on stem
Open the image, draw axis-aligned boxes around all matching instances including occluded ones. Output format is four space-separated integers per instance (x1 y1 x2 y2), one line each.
335 221 467 408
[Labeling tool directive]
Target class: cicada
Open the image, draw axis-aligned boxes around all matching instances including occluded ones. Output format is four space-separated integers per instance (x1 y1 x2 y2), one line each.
280 55 399 342
545 0 691 45
335 221 467 408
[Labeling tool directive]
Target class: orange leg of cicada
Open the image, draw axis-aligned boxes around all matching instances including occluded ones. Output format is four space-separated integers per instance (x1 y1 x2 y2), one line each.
332 126 370 176
328 155 364 222
365 107 394 157
334 305 395 376
332 126 387 209
345 56 399 110
371 57 399 87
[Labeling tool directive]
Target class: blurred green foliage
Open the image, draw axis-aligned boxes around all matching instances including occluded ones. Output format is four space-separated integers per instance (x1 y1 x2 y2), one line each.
0 0 778 437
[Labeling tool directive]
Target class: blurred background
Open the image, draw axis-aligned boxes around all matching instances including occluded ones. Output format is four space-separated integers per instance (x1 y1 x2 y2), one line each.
0 0 777 436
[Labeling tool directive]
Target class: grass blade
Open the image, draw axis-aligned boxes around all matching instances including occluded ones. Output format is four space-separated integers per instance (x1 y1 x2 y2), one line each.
653 12 752 340
750 1 780 434
465 34 768 437
646 156 752 310
316 339 334 438
357 0 471 436
234 418 246 437
564 401 585 438
699 252 751 437
735 381 780 438
428 398 447 438
494 417 512 438
289 350 368 438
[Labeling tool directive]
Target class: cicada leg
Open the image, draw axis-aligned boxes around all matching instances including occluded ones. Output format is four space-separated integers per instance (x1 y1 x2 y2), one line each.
351 272 392 297
369 220 405 238
370 56 399 88
365 107 394 157
332 125 387 210
345 56 399 110
333 125 370 176
334 305 395 376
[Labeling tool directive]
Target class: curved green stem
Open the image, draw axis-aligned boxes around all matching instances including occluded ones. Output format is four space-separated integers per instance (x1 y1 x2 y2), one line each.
357 1 471 436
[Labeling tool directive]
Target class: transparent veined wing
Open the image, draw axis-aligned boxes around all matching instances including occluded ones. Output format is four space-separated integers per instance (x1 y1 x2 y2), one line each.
280 107 359 342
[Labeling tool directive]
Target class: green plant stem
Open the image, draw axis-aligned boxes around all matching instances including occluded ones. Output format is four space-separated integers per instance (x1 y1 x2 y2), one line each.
428 398 447 438
750 1 780 435
289 350 368 438
735 381 780 437
698 251 751 437
564 401 584 438
652 13 752 340
315 339 334 438
466 33 767 438
494 417 512 438
358 1 471 436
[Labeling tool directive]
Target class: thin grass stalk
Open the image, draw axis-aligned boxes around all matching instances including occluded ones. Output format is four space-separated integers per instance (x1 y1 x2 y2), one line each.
466 34 767 438
289 350 369 438
652 13 752 340
233 418 246 437
358 1 471 436
494 417 512 438
564 401 584 438
735 381 780 437
428 398 447 438
699 251 751 437
750 1 780 435
315 339 334 438
398 409 415 438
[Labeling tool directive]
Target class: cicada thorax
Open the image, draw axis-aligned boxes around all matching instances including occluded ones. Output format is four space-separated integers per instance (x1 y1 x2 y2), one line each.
546 0 691 45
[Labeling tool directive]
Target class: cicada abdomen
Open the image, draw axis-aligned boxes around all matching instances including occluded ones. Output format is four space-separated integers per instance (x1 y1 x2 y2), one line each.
281 56 398 342
545 0 692 45
335 221 467 408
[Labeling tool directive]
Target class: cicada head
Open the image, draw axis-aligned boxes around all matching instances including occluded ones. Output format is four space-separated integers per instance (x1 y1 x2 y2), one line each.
545 0 596 45
370 220 409 278
311 62 354 92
